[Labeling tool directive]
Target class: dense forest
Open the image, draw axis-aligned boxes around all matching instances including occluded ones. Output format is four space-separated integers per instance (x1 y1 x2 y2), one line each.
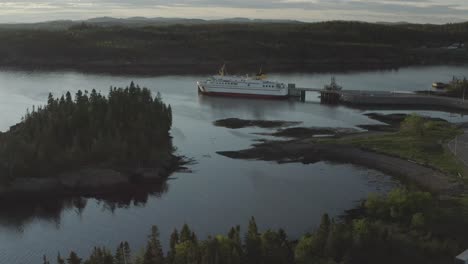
44 188 468 264
0 21 467 74
0 82 173 182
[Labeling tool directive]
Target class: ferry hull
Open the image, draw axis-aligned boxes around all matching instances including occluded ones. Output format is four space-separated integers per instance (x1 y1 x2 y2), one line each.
197 83 288 100
199 90 289 100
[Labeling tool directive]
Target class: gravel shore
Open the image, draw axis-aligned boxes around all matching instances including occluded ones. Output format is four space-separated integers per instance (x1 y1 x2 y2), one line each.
218 139 461 194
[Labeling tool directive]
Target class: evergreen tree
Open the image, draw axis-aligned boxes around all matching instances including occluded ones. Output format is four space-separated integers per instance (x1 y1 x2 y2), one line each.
0 83 174 180
85 247 114 264
167 229 180 264
67 251 82 264
316 214 331 256
123 242 131 264
115 242 131 264
143 226 164 264
244 217 261 264
180 224 192 243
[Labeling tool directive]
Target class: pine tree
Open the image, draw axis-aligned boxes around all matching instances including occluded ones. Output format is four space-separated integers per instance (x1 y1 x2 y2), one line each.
123 242 131 264
0 83 174 179
143 226 164 264
167 229 180 264
115 241 131 264
115 242 125 264
180 224 192 243
244 217 262 264
67 251 82 264
228 225 242 258
317 213 331 256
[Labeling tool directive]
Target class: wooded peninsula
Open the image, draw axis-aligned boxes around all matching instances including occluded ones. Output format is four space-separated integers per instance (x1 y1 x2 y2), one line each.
0 21 467 74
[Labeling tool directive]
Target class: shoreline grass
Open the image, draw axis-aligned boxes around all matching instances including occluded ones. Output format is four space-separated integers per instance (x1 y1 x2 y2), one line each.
324 116 465 177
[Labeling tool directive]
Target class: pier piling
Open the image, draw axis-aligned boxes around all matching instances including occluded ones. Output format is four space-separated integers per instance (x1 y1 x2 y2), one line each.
320 91 340 104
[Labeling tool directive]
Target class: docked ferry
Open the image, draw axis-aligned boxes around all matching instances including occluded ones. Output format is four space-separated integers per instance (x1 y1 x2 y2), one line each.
197 65 288 99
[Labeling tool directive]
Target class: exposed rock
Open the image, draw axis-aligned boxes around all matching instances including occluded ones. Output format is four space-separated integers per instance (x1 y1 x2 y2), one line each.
266 127 359 138
0 155 184 199
59 168 128 189
214 118 301 129
0 177 60 195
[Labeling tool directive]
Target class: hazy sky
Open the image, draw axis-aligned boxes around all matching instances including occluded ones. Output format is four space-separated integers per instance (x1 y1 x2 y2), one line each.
0 0 467 24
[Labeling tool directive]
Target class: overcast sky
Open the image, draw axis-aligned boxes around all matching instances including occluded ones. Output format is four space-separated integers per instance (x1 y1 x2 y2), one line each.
0 0 467 24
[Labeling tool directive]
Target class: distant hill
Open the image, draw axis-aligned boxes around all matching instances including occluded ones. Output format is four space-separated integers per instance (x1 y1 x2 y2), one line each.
0 17 301 30
376 21 411 25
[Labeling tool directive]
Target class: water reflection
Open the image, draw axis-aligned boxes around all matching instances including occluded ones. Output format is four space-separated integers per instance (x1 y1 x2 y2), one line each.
0 182 168 232
197 94 298 120
0 66 466 263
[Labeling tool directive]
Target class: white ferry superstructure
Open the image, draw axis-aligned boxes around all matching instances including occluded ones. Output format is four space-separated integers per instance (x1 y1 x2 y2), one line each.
197 66 288 99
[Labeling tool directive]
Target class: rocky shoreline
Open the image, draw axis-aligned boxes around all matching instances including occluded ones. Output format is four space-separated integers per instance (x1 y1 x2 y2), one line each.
216 113 464 194
0 155 186 200
214 118 302 129
218 140 461 194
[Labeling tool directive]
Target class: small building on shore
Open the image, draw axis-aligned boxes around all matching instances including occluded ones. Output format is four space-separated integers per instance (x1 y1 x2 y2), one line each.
456 249 468 264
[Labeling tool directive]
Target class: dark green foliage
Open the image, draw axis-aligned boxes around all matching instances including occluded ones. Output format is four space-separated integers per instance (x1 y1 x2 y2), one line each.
244 217 261 264
167 229 179 264
49 193 468 264
446 76 468 97
365 188 432 225
1 22 468 74
67 251 82 264
180 224 193 243
260 229 293 264
84 247 114 264
0 82 173 180
143 226 164 264
114 242 131 264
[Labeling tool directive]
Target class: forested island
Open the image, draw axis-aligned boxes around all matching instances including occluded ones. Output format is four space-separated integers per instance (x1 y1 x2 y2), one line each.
45 188 468 264
0 82 180 197
0 20 467 74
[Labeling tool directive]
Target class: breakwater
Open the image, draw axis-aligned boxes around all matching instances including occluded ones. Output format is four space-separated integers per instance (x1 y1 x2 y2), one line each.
340 91 468 110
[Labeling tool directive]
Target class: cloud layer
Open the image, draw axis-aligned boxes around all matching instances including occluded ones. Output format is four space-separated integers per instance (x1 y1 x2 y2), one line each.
0 0 467 23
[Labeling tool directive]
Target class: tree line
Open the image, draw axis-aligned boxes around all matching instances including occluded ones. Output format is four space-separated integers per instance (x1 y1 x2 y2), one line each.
43 188 468 264
446 76 468 97
0 21 467 74
0 82 173 182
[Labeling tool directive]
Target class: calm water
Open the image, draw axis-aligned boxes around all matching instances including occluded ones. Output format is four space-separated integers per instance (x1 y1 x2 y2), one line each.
0 65 467 263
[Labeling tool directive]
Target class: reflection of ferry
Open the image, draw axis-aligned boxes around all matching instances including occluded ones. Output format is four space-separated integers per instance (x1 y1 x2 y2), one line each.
197 65 288 99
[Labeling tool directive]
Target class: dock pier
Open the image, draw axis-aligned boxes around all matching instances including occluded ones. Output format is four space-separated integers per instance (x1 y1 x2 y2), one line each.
288 85 340 104
288 84 468 111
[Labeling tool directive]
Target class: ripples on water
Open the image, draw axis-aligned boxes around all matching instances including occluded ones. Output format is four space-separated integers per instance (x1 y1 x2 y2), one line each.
0 65 467 263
